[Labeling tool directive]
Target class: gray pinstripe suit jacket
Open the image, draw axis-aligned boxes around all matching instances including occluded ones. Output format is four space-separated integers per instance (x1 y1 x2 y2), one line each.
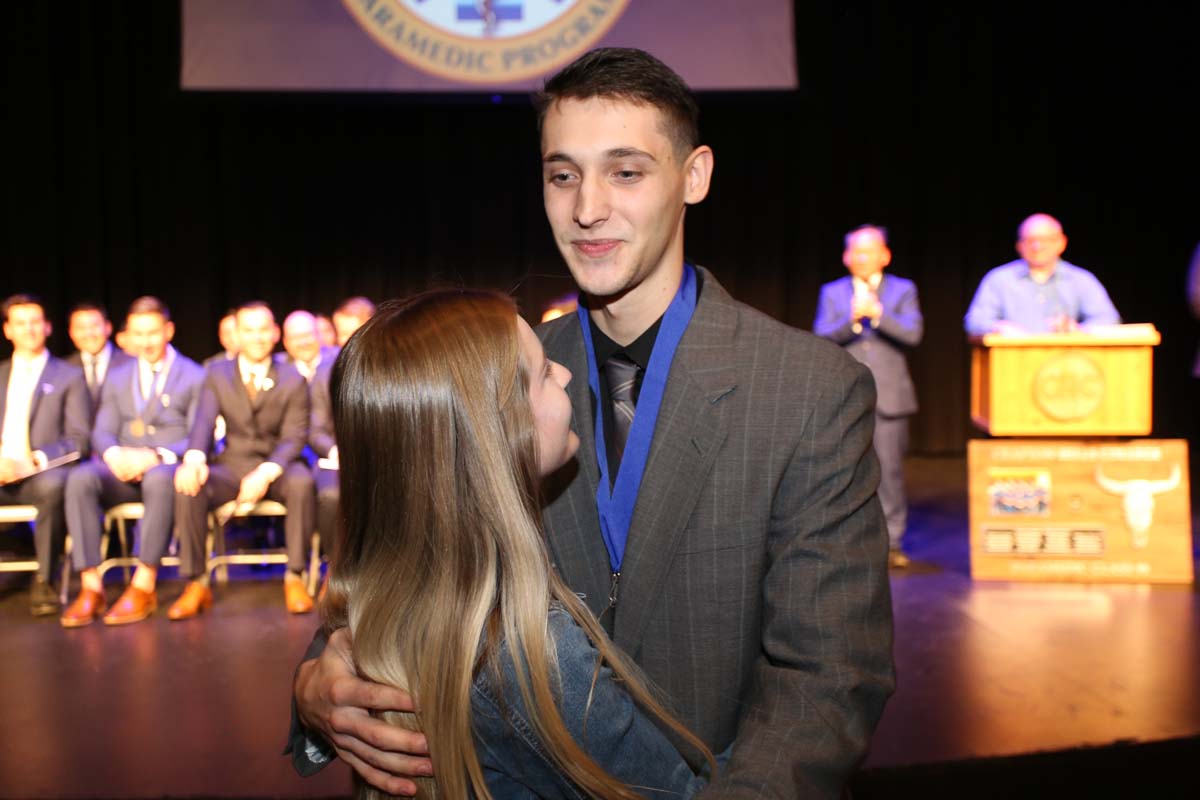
537 267 895 798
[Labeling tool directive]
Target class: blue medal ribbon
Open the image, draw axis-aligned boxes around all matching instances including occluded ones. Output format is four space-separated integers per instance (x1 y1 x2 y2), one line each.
577 263 697 574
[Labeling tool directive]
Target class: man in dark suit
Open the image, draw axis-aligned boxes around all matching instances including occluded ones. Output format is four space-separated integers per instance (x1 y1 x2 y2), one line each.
59 297 206 627
277 310 338 383
0 294 90 615
66 302 133 413
815 225 924 566
289 49 894 797
173 301 315 618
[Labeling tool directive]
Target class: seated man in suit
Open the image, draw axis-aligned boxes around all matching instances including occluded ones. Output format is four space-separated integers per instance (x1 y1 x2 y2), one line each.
173 301 315 618
202 309 240 369
964 213 1121 335
815 225 924 567
278 311 338 383
59 296 206 627
67 302 133 413
330 296 375 347
0 294 90 615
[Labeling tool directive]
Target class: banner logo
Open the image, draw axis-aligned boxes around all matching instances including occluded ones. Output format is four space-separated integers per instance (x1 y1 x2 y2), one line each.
343 0 631 84
1095 464 1181 549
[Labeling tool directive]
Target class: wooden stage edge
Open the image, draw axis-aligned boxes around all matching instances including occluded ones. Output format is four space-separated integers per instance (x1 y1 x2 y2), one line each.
0 455 1197 798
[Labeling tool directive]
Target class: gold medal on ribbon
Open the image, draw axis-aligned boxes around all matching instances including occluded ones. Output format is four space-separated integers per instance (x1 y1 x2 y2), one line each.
130 418 146 438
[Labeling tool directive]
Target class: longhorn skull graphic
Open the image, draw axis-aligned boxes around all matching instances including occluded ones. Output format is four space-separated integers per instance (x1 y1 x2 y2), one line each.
1094 464 1181 549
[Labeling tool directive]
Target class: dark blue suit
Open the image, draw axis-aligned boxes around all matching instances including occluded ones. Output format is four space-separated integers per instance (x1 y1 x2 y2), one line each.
65 351 206 570
0 355 90 579
814 273 923 547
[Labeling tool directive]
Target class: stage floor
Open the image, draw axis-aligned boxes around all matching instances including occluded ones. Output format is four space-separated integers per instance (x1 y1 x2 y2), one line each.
1 456 1197 798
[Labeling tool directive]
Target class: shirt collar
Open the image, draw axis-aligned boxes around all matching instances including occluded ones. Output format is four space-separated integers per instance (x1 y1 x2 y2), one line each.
238 354 271 380
13 349 49 375
1019 259 1061 282
589 314 663 370
140 345 176 375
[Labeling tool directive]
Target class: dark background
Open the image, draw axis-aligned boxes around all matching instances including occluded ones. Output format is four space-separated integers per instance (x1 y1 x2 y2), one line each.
3 2 1197 454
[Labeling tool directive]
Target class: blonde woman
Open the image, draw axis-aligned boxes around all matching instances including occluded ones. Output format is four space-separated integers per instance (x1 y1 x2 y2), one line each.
323 290 716 799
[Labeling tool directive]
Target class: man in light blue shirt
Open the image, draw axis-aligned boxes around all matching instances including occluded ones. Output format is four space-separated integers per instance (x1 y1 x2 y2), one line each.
964 213 1120 336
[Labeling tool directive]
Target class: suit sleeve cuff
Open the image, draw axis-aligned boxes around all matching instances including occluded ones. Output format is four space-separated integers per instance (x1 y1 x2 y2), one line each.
183 450 207 466
31 451 48 470
156 448 178 465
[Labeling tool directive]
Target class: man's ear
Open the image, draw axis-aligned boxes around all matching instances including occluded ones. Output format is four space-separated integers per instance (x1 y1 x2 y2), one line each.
683 145 714 205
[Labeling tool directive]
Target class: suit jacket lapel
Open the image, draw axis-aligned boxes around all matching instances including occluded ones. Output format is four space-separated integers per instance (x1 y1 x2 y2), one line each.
0 361 10 429
612 272 737 653
225 359 256 425
28 359 51 427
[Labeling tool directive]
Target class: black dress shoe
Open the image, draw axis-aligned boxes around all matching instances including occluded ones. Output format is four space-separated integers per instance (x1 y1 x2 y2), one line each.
30 577 60 617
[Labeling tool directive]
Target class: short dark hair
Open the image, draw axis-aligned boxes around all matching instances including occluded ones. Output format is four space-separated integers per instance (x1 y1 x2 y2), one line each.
70 301 109 322
236 300 273 316
844 224 890 249
2 293 45 322
127 295 171 322
535 48 700 156
335 296 376 321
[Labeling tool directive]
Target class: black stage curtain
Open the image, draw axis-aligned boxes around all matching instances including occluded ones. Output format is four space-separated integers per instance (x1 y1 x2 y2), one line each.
4 2 1197 454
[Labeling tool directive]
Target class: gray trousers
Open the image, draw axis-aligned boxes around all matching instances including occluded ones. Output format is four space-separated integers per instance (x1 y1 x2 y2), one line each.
173 462 315 578
0 467 70 581
873 413 909 549
65 459 178 570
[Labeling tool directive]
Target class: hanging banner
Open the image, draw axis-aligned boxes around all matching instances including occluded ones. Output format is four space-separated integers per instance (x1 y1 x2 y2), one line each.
181 0 798 92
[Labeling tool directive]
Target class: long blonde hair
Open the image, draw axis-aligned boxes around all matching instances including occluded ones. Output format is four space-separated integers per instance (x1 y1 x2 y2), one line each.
323 290 714 799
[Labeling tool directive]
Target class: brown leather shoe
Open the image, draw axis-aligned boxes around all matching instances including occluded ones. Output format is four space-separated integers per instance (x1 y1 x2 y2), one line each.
60 588 107 628
103 585 158 626
167 581 213 621
285 576 314 614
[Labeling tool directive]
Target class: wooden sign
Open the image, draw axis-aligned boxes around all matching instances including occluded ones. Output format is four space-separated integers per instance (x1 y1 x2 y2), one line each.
968 439 1193 583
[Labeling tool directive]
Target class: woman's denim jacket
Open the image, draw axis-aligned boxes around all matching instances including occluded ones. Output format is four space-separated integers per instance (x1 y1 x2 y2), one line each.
470 607 707 798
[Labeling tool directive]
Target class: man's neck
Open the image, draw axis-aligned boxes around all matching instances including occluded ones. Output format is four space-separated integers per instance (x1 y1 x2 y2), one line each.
1027 260 1057 284
239 354 270 370
84 343 109 360
587 261 684 347
14 346 47 361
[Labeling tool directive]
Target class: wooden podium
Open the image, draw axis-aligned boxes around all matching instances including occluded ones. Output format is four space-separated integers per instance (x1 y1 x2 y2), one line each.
967 324 1193 583
970 324 1159 436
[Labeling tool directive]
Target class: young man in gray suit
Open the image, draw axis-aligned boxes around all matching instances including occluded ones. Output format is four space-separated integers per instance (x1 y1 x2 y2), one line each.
59 296 206 627
0 294 91 615
289 49 894 797
815 225 924 566
172 301 315 618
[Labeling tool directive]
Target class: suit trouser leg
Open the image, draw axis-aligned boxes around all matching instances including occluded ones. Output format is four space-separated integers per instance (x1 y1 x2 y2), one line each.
65 460 142 571
267 462 315 574
12 468 71 581
138 463 179 567
873 414 910 550
314 467 338 549
174 465 239 580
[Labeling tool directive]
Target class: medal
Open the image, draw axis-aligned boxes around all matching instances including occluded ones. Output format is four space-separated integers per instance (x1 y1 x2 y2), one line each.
130 418 146 438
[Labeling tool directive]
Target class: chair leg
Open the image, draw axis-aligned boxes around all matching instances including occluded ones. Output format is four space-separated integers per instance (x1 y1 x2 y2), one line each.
60 536 73 605
307 532 321 596
116 518 131 582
